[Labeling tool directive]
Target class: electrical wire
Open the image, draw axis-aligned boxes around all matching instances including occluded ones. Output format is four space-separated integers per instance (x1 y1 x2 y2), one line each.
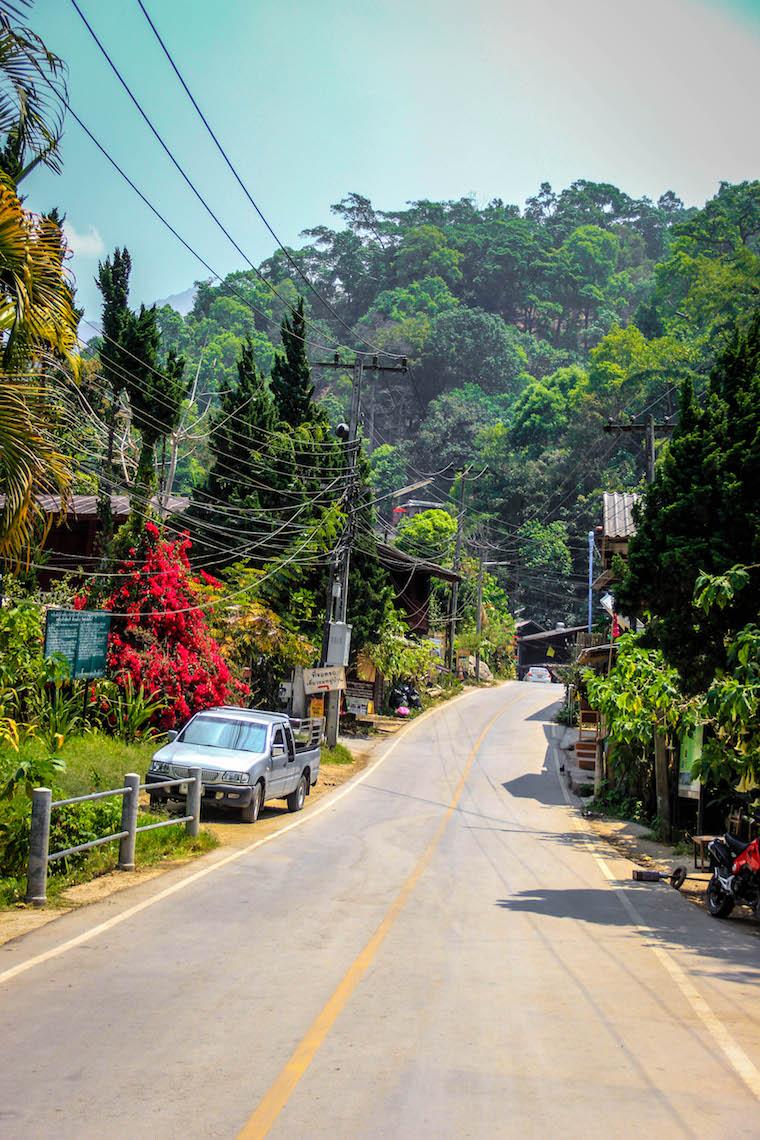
134 0 404 362
69 0 370 360
49 89 341 355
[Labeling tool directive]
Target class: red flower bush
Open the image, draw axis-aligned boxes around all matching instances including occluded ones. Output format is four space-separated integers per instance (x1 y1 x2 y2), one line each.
81 524 247 728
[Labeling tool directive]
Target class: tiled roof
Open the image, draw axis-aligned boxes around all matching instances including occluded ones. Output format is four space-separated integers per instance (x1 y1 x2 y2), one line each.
602 492 640 540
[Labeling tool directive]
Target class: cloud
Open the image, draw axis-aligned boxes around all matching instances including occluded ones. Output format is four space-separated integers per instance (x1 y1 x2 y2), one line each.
63 222 105 258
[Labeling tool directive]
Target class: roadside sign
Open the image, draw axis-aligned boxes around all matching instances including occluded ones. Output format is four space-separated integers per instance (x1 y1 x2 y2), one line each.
308 694 325 718
44 609 111 679
678 724 703 800
303 666 346 694
346 680 375 716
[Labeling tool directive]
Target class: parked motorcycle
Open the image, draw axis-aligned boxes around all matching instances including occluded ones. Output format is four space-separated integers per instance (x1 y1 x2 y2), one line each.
706 832 760 919
388 681 422 711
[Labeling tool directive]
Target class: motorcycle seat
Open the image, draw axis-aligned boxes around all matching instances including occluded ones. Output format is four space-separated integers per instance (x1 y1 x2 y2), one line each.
724 833 751 855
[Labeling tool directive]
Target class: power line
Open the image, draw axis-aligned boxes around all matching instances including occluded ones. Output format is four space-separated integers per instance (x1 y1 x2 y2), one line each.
70 0 376 360
133 0 403 362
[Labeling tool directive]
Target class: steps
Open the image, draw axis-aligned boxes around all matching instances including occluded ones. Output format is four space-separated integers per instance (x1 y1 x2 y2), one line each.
574 739 597 771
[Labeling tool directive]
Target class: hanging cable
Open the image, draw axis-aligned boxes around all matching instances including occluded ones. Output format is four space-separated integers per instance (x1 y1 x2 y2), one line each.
133 0 404 362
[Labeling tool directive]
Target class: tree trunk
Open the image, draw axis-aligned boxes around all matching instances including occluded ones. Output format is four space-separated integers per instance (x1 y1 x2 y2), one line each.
654 731 671 841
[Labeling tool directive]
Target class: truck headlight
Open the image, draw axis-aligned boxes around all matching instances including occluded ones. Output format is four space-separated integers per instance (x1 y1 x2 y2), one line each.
151 760 172 775
222 771 250 784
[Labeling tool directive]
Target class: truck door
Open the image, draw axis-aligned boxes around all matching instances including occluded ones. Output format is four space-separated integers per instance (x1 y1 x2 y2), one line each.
269 726 289 797
282 724 298 794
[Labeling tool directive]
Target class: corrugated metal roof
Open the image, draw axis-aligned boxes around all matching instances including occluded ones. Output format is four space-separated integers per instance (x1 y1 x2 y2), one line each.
602 492 640 540
517 624 587 644
1 493 191 517
376 542 461 584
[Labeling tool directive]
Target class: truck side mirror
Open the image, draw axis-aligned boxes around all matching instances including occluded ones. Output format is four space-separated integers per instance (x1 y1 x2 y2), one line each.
166 729 178 743
272 744 286 757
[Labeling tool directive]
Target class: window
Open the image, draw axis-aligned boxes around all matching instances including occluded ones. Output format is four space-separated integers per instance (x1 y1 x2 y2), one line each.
179 716 268 753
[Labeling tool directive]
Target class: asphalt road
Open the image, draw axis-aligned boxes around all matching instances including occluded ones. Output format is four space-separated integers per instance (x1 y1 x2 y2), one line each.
2 682 760 1139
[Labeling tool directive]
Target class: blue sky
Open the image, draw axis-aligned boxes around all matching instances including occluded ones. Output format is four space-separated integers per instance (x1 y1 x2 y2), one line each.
25 0 760 325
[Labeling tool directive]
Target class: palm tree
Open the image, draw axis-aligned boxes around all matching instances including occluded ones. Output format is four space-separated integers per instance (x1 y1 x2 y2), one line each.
0 164 78 564
0 1 67 185
0 375 72 561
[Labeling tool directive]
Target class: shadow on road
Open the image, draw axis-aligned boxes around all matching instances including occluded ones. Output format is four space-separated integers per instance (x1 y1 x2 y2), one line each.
503 753 564 807
524 701 563 723
496 888 760 983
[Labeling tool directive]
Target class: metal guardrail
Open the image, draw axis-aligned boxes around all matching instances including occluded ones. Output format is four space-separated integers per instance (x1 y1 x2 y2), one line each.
25 767 203 907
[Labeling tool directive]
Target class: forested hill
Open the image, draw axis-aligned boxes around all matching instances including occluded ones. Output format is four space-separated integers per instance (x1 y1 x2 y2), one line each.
154 179 760 625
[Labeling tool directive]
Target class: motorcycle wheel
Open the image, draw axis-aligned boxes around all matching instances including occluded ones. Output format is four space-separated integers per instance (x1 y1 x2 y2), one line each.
706 875 734 919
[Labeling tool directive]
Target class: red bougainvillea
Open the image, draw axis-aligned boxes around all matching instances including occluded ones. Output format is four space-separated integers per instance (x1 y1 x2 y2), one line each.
80 522 247 728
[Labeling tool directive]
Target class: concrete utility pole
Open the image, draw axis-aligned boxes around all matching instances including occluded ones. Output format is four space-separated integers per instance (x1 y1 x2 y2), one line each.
447 469 468 673
587 529 595 633
474 556 510 682
603 415 675 484
315 353 407 745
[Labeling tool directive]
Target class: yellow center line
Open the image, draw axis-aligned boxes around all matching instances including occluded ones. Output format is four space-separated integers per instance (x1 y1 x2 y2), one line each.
238 689 526 1140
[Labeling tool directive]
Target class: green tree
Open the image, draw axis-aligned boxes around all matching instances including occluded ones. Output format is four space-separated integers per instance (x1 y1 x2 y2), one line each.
417 384 505 473
394 225 464 289
270 297 314 428
395 508 456 564
0 5 67 184
367 443 409 519
617 315 760 692
419 307 526 402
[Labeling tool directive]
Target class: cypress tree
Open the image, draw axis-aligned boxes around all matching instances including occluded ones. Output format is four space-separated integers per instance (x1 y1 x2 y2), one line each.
270 297 314 428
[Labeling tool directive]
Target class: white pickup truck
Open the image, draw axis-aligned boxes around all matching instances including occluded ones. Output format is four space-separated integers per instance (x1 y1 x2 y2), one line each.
146 707 322 823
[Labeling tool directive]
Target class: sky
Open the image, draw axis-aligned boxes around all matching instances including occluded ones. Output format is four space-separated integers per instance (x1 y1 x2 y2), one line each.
24 0 760 326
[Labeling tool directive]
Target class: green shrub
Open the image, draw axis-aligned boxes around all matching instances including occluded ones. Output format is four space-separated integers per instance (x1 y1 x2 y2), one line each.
321 743 354 766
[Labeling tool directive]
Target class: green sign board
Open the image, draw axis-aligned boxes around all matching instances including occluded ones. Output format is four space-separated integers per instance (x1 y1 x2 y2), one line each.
44 609 111 680
678 724 703 800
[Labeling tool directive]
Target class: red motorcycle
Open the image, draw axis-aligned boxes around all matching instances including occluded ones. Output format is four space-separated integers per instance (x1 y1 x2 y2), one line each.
706 833 760 919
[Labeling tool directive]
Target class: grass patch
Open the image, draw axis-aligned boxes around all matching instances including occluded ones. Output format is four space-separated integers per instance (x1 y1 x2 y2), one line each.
0 730 217 909
585 781 651 826
321 743 355 766
0 730 159 797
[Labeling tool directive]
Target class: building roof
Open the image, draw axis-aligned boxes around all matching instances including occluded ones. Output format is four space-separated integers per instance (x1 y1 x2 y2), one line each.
517 624 587 645
576 642 618 667
1 493 191 518
376 541 461 584
602 492 640 541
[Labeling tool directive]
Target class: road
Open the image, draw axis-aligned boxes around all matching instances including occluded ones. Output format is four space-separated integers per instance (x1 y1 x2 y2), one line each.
1 682 760 1138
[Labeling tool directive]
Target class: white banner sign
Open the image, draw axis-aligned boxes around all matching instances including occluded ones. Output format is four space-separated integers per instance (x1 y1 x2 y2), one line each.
303 666 346 694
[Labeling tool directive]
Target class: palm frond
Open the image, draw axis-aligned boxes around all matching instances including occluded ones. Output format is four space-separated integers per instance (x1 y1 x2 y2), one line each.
0 377 71 562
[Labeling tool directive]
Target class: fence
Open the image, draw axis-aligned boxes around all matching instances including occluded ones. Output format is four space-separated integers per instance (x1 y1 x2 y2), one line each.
25 768 203 907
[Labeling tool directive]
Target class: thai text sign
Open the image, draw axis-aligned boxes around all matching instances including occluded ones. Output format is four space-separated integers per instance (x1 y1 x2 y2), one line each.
44 609 111 679
302 666 346 694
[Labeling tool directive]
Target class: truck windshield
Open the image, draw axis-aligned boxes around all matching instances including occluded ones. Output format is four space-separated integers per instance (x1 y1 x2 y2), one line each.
179 716 268 753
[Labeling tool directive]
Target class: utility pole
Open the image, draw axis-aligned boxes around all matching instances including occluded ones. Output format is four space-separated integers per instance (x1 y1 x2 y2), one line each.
474 556 510 683
475 551 485 683
447 469 468 673
604 415 675 484
587 529 595 633
315 353 407 745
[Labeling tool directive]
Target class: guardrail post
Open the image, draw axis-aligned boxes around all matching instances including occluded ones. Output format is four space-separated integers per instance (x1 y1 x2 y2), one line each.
118 773 140 871
25 787 52 907
186 767 202 838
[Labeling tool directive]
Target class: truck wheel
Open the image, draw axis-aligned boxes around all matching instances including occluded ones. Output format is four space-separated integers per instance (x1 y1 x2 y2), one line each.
241 782 262 824
287 775 307 814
